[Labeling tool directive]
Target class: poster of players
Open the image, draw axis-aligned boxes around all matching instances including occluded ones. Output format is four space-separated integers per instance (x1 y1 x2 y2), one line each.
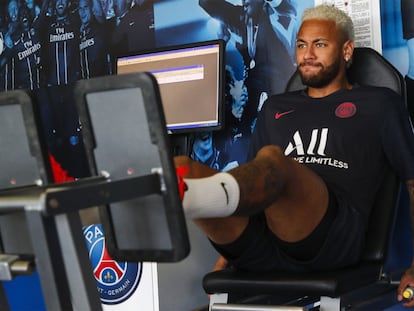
0 0 389 177
0 0 156 178
155 0 314 171
0 0 316 178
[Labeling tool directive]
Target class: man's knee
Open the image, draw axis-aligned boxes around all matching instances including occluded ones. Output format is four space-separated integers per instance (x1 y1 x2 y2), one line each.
174 155 192 169
254 145 288 170
256 145 285 160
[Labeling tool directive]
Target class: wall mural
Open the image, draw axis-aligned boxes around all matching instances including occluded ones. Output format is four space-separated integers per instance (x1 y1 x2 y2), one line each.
0 0 156 177
0 0 313 177
154 0 313 171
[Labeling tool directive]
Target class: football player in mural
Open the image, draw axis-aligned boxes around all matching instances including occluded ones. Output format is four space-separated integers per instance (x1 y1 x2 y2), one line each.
220 64 250 167
4 0 19 45
199 0 298 130
24 0 42 23
0 0 20 91
401 0 414 122
190 131 228 171
78 0 110 79
12 5 40 89
41 0 81 86
3 1 48 90
91 0 115 23
110 0 155 56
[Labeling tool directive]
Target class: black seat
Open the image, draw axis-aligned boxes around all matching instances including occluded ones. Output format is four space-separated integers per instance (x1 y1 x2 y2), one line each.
203 47 406 310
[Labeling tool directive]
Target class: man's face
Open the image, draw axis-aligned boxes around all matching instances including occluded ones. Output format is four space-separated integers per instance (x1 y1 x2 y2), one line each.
296 19 345 88
194 132 213 151
242 0 263 20
8 0 19 22
78 0 92 24
25 0 34 10
20 6 31 31
55 0 68 17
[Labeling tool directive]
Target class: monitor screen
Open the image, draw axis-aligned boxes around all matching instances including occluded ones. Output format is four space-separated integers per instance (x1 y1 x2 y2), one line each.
115 40 225 134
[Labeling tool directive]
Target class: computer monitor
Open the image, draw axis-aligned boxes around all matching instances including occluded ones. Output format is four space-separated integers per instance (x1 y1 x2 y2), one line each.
115 40 225 135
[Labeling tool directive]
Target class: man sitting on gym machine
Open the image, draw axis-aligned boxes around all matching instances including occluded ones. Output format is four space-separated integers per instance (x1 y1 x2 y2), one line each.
174 4 414 307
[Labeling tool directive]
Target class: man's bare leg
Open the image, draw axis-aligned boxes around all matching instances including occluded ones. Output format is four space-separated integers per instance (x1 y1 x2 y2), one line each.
174 145 329 245
174 155 249 244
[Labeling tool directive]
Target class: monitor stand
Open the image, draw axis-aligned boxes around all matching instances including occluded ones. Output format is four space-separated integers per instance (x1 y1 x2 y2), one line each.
169 134 191 156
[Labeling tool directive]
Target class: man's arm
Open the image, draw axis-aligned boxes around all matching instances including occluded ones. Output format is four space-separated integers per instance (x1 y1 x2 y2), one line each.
199 0 244 35
397 179 414 307
212 255 228 272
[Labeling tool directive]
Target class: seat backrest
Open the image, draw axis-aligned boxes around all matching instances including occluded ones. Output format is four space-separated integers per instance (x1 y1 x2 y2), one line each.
286 47 405 263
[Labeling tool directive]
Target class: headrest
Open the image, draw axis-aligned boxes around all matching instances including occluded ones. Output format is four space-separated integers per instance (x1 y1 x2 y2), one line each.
286 47 406 102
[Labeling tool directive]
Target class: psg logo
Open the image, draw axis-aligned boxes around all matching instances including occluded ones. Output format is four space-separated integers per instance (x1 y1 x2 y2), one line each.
335 102 357 118
83 224 142 305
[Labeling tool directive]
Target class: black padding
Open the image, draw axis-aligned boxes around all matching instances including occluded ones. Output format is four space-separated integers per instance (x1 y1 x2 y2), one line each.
363 164 399 262
203 263 382 296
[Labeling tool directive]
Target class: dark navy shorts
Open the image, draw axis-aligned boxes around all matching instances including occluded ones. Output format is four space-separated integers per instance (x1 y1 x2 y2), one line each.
211 190 366 272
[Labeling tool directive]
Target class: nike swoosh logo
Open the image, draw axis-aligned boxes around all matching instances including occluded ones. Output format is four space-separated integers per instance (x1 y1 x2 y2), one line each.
220 182 229 205
275 110 294 120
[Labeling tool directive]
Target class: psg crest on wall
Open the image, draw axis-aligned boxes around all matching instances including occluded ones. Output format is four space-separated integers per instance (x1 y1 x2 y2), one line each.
83 224 143 305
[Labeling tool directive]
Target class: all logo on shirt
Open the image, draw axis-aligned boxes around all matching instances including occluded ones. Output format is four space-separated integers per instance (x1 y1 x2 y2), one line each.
285 128 349 169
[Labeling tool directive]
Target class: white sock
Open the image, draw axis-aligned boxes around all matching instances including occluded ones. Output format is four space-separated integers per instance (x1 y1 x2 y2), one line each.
182 172 240 218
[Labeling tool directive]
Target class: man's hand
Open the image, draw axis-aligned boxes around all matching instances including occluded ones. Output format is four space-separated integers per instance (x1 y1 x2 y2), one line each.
398 266 414 307
212 255 228 272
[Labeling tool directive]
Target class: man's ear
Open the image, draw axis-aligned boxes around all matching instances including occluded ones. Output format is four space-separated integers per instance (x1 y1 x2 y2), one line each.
343 39 354 63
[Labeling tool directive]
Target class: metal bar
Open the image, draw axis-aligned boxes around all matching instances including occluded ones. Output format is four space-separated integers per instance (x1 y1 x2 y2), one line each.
25 210 73 311
55 212 102 311
211 303 306 311
0 282 10 311
0 186 44 213
44 174 161 216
